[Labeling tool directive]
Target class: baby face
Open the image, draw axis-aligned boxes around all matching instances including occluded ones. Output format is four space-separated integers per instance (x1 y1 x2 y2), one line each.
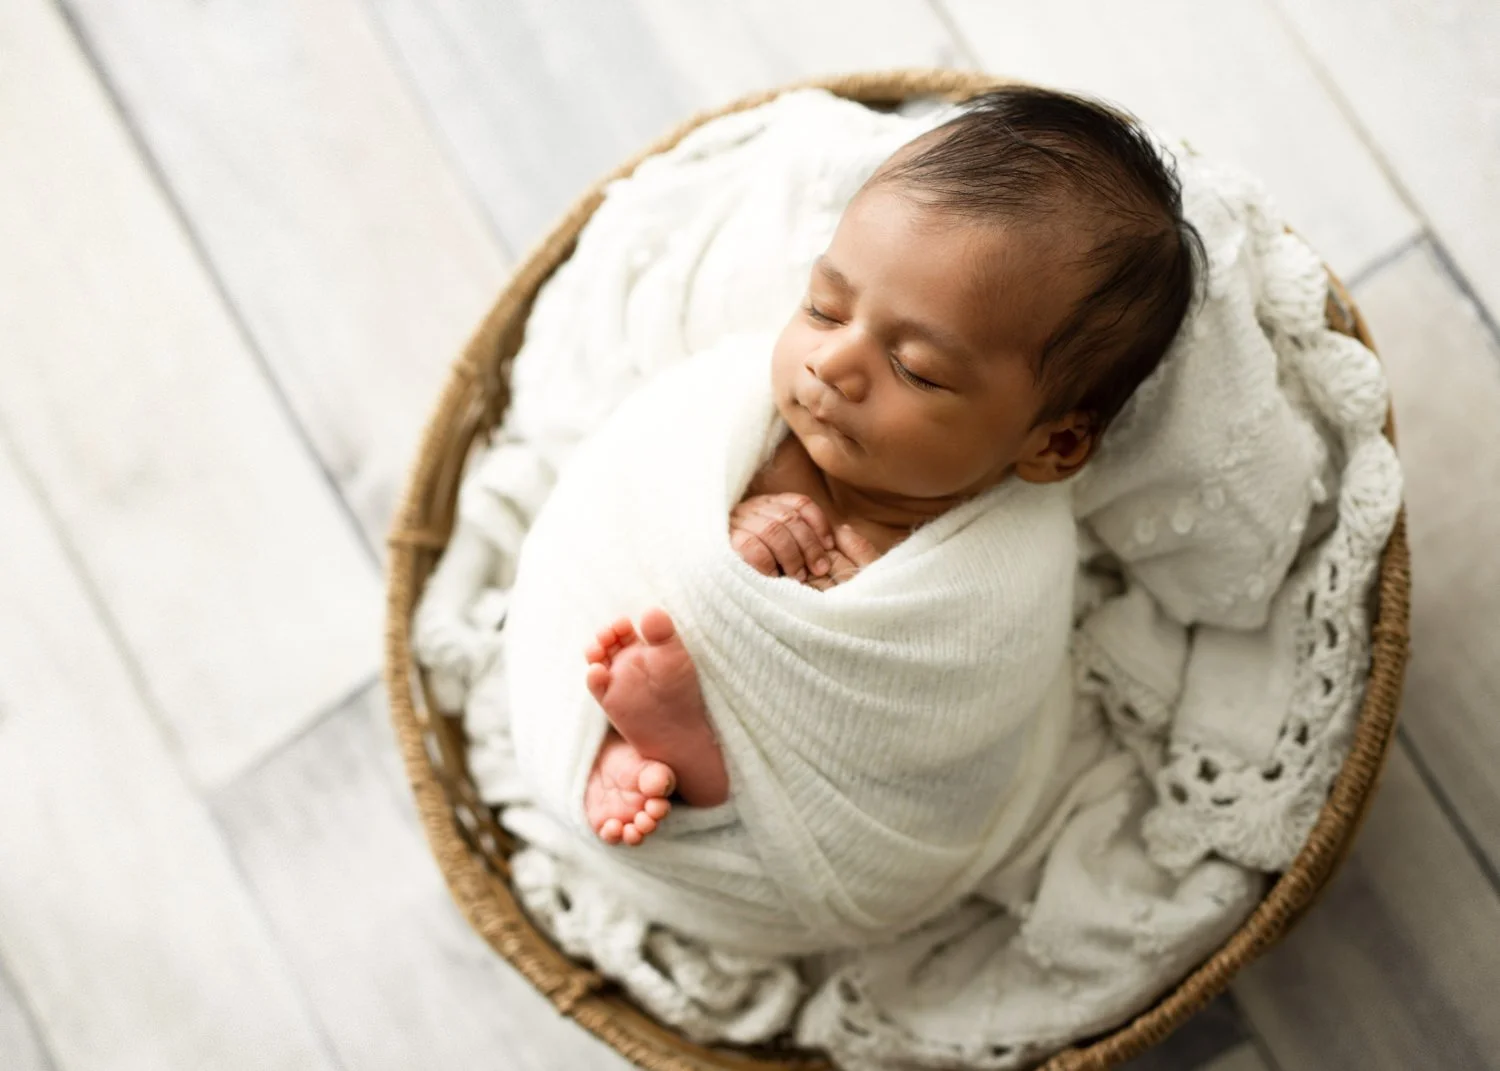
772 184 1088 508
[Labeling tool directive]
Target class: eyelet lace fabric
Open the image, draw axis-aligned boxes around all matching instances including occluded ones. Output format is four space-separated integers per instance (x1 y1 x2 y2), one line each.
1073 151 1402 878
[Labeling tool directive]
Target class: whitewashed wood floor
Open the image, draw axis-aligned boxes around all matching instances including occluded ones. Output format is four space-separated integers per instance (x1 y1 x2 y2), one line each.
2 1 1497 1068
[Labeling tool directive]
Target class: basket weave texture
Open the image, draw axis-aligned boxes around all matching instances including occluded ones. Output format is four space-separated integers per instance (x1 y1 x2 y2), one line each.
384 69 1411 1071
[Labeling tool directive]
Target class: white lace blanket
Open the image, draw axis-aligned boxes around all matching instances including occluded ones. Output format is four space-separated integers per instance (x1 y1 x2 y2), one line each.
414 89 1402 1068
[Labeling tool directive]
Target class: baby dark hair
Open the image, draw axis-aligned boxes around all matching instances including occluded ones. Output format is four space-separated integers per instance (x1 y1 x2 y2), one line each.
871 85 1205 432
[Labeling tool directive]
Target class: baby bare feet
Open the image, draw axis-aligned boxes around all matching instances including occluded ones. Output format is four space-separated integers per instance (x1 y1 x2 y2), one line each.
584 608 731 812
584 730 674 845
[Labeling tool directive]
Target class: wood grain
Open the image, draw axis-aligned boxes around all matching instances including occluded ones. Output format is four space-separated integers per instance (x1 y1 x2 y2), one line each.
630 1 964 107
1233 749 1500 1068
366 0 697 254
0 0 382 790
211 686 629 1071
1350 244 1500 873
0 960 52 1071
367 0 961 252
1117 995 1250 1071
0 440 335 1071
1271 0 1500 319
62 0 509 543
937 0 1420 277
1201 1045 1275 1071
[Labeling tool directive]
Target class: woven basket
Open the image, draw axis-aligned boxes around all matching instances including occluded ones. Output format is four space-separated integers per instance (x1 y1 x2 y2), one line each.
384 70 1411 1070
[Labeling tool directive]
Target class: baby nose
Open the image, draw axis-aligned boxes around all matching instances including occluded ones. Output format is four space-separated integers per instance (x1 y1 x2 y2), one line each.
807 335 871 402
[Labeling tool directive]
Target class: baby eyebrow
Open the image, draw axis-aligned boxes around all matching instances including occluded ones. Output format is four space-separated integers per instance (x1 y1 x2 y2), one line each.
813 256 853 292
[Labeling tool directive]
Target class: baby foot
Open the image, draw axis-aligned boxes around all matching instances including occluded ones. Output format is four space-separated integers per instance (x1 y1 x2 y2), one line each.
584 608 730 807
583 729 674 845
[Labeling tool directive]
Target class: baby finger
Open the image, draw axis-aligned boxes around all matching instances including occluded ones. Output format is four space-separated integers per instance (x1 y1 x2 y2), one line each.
772 493 836 551
730 529 779 576
834 523 881 567
746 501 827 577
742 505 814 579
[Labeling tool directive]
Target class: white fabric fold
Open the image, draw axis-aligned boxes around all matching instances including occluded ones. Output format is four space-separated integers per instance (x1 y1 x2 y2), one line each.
503 333 1078 954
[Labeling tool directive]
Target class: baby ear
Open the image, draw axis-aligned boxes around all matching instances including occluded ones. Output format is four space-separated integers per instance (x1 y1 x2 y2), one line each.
1013 411 1097 484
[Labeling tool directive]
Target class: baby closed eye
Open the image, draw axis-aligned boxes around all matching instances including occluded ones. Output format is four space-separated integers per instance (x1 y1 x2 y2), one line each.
801 298 946 391
889 353 943 391
805 300 838 325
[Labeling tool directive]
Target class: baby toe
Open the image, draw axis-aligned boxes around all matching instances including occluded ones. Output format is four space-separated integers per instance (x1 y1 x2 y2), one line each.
643 797 671 820
633 811 657 835
599 818 623 843
638 607 677 646
585 664 611 702
637 761 676 799
622 824 643 846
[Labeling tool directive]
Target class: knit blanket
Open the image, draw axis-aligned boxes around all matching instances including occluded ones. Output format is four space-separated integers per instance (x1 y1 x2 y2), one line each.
414 88 1403 1068
503 332 1077 954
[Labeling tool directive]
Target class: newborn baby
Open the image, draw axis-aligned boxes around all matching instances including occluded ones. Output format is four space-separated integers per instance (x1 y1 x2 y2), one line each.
575 86 1204 846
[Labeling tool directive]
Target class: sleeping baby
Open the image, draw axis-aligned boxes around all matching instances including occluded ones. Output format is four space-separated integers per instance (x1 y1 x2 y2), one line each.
502 86 1204 953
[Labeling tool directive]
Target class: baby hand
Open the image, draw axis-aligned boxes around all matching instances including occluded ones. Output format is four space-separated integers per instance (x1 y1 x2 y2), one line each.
805 525 881 591
729 493 836 581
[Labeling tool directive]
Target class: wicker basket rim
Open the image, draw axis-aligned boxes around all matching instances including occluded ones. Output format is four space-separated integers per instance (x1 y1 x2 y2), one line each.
383 68 1412 1071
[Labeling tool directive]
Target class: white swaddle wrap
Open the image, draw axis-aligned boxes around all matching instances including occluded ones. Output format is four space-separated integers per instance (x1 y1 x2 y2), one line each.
503 332 1077 954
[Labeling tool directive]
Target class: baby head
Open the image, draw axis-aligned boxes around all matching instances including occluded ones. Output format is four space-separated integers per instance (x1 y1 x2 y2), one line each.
772 85 1204 515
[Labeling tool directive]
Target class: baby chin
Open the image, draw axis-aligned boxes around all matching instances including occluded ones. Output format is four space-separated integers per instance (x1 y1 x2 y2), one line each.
787 418 864 494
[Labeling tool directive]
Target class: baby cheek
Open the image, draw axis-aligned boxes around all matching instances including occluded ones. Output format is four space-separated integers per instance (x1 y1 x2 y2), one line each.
866 424 958 490
924 425 1010 489
770 328 805 390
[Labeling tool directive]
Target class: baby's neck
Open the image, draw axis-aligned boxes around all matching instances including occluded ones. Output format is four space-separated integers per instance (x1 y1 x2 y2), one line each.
817 468 966 534
766 434 980 546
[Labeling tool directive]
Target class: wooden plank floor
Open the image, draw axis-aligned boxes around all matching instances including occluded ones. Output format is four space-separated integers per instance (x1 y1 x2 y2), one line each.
1 2 1494 1068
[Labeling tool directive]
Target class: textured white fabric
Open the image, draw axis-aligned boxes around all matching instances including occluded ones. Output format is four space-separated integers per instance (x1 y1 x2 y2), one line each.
795 777 1262 1070
1076 154 1403 875
412 89 1403 1069
502 332 1077 955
